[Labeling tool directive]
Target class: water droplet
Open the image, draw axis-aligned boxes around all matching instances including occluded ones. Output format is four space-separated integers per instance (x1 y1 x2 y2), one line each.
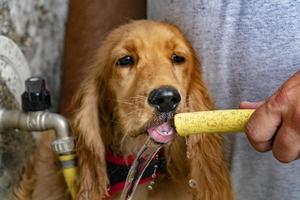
189 179 197 188
186 151 191 159
185 137 189 145
147 181 155 190
128 177 134 183
147 185 153 190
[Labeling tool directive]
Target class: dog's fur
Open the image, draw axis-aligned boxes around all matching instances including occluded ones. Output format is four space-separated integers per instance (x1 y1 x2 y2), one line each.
13 20 233 200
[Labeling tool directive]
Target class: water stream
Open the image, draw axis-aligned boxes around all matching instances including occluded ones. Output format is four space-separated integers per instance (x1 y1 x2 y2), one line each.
120 138 165 200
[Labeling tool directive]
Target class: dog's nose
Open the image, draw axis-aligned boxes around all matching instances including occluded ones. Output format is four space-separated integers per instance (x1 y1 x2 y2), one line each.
148 86 181 112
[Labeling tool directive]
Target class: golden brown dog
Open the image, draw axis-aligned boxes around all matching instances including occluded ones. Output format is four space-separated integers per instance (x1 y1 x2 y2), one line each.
13 20 233 200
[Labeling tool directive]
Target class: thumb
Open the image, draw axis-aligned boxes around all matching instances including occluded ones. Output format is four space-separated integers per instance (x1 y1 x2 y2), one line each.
239 100 265 109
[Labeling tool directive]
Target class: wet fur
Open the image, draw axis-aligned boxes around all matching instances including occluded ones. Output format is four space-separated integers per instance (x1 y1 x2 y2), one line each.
13 20 234 200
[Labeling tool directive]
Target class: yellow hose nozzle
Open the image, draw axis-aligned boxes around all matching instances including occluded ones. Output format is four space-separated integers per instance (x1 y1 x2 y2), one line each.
174 109 255 136
58 154 78 199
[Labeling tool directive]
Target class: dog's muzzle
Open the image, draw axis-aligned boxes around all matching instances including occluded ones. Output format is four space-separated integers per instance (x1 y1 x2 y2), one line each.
148 86 181 113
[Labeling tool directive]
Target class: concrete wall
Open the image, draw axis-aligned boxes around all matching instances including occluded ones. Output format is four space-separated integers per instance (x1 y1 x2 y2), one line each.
0 0 146 198
0 0 68 198
0 0 68 108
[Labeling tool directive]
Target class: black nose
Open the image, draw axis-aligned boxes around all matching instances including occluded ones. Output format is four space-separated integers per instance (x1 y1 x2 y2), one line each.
148 86 181 113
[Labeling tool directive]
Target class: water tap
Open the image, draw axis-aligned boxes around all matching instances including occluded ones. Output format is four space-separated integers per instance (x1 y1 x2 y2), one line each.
0 77 75 155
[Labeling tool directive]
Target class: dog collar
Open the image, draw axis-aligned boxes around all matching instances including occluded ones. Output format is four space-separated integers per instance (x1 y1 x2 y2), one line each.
105 152 166 197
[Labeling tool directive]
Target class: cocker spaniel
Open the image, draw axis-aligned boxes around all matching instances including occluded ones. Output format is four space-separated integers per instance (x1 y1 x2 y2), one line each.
13 20 233 200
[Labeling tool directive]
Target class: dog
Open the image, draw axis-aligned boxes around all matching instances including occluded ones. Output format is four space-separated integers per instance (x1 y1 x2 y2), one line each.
13 20 233 200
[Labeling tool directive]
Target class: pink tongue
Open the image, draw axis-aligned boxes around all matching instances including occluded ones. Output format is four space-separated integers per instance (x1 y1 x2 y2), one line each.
147 121 176 143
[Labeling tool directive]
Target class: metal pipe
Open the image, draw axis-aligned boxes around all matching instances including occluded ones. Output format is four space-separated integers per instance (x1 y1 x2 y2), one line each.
0 108 78 198
0 76 78 199
0 109 75 154
0 109 69 138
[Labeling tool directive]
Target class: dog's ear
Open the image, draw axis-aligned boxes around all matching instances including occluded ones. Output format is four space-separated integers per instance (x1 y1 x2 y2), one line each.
186 56 234 200
186 54 213 111
71 52 112 199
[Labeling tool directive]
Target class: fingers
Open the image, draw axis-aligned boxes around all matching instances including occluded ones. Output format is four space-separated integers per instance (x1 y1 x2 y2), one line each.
272 107 300 162
239 100 273 152
247 139 273 152
241 70 300 163
239 101 265 109
244 97 282 152
272 123 300 163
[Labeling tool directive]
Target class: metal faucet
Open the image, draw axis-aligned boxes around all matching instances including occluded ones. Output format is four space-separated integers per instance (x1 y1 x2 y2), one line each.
0 109 74 154
0 77 77 198
0 77 74 154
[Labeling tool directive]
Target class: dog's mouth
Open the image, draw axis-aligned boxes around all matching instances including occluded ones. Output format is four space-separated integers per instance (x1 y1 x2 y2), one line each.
147 120 176 143
130 109 180 143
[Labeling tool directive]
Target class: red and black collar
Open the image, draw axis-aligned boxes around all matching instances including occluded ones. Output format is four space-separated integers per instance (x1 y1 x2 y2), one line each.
105 152 166 197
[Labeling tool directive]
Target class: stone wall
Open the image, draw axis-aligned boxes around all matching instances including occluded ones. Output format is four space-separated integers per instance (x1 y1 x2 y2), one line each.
0 0 68 199
0 0 68 108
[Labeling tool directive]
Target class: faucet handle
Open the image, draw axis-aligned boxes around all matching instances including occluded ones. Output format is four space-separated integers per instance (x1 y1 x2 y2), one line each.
21 77 51 112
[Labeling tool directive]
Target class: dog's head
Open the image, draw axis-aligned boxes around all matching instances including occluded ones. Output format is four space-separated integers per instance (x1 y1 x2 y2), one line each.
109 21 198 143
72 21 231 199
76 21 212 148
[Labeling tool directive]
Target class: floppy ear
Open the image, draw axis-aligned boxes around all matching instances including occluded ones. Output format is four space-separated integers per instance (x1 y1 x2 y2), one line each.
71 52 112 199
186 57 234 200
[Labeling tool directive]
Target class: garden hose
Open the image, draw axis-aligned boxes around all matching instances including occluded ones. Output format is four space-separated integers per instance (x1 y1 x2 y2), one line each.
58 154 78 199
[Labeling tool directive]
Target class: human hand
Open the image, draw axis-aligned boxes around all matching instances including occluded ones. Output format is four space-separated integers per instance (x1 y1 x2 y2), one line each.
240 70 300 163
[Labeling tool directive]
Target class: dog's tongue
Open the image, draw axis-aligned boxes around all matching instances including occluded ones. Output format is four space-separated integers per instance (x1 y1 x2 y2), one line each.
147 120 176 143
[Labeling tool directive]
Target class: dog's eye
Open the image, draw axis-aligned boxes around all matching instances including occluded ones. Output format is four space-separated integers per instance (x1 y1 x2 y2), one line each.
116 55 134 66
171 54 185 64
